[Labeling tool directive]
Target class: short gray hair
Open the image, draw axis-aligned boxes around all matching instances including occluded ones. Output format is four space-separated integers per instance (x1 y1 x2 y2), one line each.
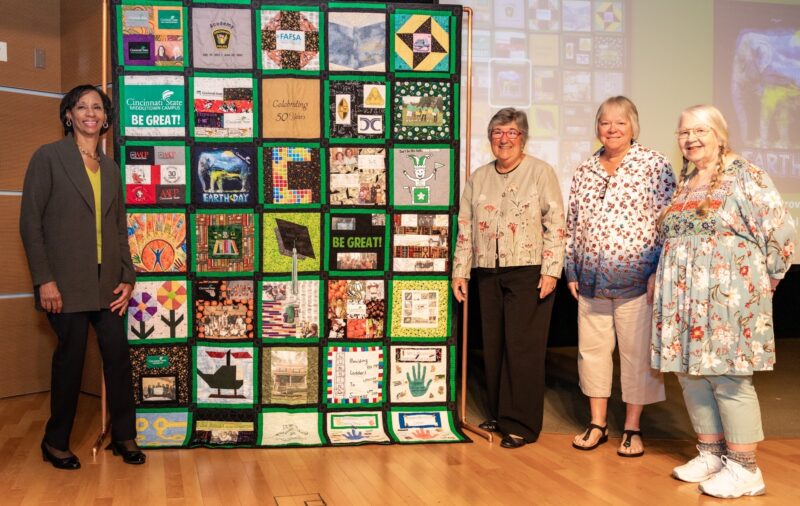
595 96 640 141
487 108 529 144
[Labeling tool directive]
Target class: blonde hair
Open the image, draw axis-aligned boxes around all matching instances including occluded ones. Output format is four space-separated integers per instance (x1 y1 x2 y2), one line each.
657 105 735 228
595 96 640 141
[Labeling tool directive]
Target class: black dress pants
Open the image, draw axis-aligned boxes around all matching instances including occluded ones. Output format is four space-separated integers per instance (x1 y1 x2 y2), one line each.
45 309 137 450
476 266 554 442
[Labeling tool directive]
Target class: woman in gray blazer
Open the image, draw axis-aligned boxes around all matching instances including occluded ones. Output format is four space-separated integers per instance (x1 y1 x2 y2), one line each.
20 85 145 468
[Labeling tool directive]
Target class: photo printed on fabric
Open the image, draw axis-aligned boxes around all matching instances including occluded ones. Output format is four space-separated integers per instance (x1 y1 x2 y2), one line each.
195 279 255 341
329 147 386 206
120 4 185 67
327 279 385 340
261 279 321 340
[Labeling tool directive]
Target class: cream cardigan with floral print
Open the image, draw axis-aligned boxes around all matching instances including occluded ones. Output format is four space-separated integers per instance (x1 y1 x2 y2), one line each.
453 155 566 279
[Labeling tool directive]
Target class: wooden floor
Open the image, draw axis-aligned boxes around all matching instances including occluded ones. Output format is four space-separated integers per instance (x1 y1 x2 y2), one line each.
1 393 798 505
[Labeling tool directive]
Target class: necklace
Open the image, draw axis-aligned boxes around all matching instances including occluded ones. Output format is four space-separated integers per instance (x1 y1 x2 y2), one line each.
76 144 100 162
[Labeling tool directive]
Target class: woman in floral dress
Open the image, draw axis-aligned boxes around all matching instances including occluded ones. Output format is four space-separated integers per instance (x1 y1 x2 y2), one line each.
566 96 675 457
652 105 796 498
452 108 566 448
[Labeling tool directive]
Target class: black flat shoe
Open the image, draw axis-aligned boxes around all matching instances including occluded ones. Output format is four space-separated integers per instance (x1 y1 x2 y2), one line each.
478 419 499 432
110 441 146 465
500 434 527 449
41 441 80 470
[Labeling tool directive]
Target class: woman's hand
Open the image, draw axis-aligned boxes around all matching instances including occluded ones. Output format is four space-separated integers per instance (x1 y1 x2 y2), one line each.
452 278 468 303
539 275 557 299
647 273 656 305
39 281 62 313
567 281 579 300
110 283 134 316
770 278 781 292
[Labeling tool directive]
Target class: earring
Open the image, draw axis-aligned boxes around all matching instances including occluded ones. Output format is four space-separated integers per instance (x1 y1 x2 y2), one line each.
103 121 108 129
66 119 72 127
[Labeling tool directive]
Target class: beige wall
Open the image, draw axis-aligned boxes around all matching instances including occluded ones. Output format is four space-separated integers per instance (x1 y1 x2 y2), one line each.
0 0 103 398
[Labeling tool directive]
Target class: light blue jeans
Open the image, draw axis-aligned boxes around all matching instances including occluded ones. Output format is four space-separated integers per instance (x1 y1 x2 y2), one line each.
676 374 764 444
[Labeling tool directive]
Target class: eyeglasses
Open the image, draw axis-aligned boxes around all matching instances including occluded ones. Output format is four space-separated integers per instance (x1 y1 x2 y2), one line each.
490 128 521 139
676 126 712 139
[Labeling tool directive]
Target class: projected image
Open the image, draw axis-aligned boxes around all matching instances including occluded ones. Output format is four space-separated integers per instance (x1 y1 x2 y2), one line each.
449 0 630 198
715 1 800 262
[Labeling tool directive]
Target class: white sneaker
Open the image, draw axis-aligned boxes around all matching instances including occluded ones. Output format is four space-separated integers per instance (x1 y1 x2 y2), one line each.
699 456 766 498
672 445 724 483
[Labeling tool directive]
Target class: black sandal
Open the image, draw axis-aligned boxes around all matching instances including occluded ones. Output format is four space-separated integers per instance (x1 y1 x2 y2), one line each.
572 423 608 451
617 429 644 458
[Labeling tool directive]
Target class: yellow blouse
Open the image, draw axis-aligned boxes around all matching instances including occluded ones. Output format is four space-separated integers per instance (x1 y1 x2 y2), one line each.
85 166 102 263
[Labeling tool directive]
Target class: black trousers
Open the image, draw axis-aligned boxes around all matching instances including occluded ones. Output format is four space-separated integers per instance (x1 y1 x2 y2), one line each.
476 266 554 442
45 309 137 450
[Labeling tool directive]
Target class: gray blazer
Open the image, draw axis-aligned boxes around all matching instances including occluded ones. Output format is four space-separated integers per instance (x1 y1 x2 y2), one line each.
20 134 135 312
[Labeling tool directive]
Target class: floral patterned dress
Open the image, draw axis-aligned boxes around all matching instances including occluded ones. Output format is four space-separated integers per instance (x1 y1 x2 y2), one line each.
651 159 796 375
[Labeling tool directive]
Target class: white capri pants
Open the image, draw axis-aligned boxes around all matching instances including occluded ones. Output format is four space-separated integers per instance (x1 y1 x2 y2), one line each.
577 293 665 405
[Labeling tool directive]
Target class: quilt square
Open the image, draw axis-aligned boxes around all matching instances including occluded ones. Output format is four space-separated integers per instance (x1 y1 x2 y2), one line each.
121 75 186 137
494 0 526 29
329 147 386 206
389 345 448 403
528 0 561 31
195 280 255 341
127 211 187 273
327 279 385 340
563 0 592 31
393 12 450 73
389 278 450 340
192 75 255 139
262 78 320 138
192 410 256 446
593 1 623 32
328 80 387 139
489 60 531 108
563 35 592 67
388 407 464 443
135 409 191 447
263 146 322 205
131 345 190 405
326 411 390 444
392 81 452 141
392 214 450 273
261 346 319 404
327 212 387 272
119 4 185 68
262 212 321 273
595 35 624 69
261 279 321 340
260 409 324 446
123 144 187 205
328 11 386 72
259 8 320 71
191 7 253 69
192 146 256 206
325 345 384 406
195 345 256 407
127 279 190 342
193 212 256 274
391 147 452 207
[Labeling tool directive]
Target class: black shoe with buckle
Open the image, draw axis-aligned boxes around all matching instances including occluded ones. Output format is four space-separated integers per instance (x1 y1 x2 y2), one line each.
109 440 146 465
41 440 81 470
478 419 499 432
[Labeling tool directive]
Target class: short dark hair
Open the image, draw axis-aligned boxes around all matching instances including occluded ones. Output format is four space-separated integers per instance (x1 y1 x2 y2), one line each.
487 108 529 144
60 84 114 136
